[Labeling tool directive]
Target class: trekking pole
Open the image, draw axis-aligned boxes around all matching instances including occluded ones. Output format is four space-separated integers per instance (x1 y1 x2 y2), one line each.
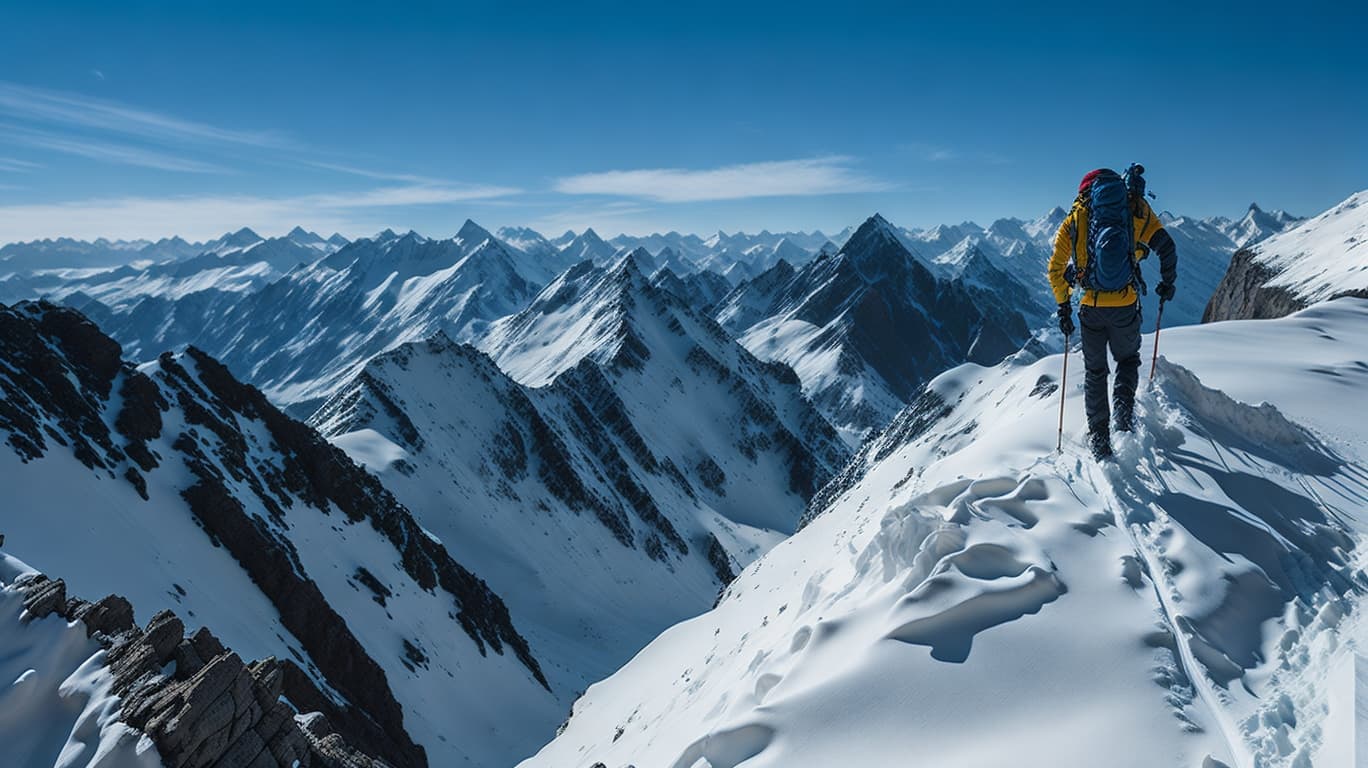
1057 332 1070 452
1149 299 1165 385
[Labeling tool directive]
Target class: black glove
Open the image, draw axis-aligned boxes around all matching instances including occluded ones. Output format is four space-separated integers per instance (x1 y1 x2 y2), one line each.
1156 281 1175 302
1057 301 1074 337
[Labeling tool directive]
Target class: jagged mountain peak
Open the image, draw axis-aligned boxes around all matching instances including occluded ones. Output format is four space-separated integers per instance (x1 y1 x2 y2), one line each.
218 227 263 249
456 218 493 245
838 213 922 284
615 246 653 274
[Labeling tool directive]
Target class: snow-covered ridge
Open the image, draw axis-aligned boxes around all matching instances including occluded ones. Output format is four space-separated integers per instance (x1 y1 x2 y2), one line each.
312 258 851 758
1252 190 1368 304
522 298 1368 768
0 300 552 767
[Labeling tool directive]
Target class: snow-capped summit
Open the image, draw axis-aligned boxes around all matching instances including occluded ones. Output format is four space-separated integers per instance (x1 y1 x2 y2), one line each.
286 225 324 245
1024 205 1068 240
1222 202 1304 249
478 256 849 521
729 213 1032 441
769 236 812 266
214 226 263 251
455 217 494 247
558 226 617 264
841 213 921 283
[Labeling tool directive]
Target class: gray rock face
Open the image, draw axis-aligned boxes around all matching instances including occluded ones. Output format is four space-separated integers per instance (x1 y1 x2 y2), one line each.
1202 247 1309 322
1203 246 1368 323
13 571 385 768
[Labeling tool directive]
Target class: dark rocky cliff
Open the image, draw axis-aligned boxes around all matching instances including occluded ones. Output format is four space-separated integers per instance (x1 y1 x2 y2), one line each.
1203 246 1368 322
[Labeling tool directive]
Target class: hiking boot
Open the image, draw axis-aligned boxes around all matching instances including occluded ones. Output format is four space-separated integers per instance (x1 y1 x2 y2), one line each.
1113 405 1135 433
1089 430 1114 461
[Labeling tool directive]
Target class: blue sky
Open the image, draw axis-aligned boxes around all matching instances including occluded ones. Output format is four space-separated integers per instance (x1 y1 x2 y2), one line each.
0 0 1364 241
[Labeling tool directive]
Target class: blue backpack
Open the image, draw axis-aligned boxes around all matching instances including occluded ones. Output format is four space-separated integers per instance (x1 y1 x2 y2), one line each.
1080 169 1136 292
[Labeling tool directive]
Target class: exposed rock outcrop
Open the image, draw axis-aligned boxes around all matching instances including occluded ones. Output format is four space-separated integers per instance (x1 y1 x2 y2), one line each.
1202 247 1310 322
11 571 385 768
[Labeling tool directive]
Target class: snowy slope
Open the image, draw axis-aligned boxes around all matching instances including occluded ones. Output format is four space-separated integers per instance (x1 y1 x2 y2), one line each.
478 253 849 516
310 255 850 755
1244 191 1367 305
0 301 554 768
522 298 1368 768
309 334 814 719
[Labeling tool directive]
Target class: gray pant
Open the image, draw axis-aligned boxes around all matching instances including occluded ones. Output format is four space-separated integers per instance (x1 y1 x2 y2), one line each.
1079 302 1142 435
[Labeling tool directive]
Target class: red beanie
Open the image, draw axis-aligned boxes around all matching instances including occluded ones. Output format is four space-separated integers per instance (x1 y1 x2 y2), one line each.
1078 169 1106 193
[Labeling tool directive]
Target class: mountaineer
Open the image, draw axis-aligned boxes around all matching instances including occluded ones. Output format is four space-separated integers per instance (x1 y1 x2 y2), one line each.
1049 165 1178 459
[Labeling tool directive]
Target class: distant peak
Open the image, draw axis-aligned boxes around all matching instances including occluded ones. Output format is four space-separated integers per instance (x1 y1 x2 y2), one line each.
847 213 899 244
456 219 492 244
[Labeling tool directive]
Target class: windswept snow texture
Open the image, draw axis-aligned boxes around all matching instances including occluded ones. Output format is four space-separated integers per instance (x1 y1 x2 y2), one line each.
0 555 164 768
523 299 1368 768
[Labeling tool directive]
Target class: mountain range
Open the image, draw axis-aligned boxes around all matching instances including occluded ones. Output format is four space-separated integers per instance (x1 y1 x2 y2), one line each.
3 189 1357 768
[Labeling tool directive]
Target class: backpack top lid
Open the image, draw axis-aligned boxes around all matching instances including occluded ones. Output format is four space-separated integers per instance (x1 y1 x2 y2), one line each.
1078 168 1117 193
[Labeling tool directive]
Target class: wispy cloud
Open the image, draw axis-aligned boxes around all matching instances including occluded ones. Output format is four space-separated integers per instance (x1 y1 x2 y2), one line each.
0 80 287 149
0 184 520 242
0 156 41 172
554 156 890 202
2 124 224 173
303 160 449 185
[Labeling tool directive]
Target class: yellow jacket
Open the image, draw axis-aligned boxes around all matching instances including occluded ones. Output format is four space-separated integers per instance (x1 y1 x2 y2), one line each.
1048 197 1167 307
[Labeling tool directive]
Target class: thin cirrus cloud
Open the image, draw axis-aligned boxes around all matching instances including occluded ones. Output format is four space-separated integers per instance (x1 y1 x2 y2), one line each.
2 124 226 173
0 184 521 242
554 156 891 203
0 156 41 172
0 80 287 149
